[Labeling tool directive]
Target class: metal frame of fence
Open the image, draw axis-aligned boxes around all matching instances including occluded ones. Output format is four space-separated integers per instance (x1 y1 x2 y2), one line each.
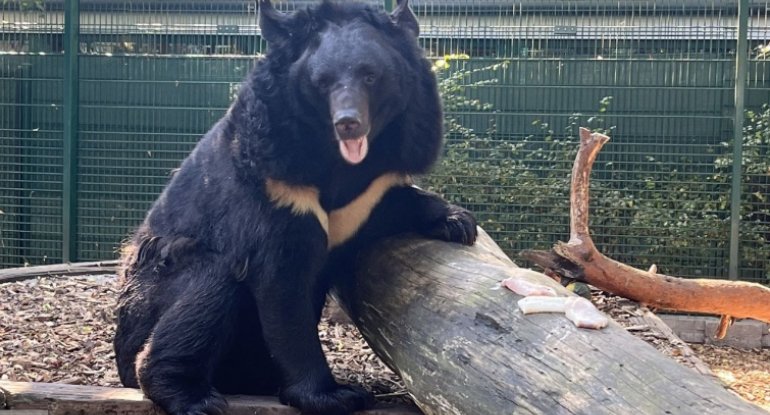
1 0 769 283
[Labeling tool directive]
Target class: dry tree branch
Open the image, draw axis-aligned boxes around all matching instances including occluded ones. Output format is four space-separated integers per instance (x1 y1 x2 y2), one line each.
522 127 770 336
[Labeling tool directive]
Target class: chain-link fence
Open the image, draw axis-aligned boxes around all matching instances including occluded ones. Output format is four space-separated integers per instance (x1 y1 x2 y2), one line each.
1 0 769 283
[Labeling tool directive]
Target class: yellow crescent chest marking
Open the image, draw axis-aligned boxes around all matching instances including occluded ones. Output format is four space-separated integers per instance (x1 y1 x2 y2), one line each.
265 173 410 249
265 178 329 234
328 173 411 248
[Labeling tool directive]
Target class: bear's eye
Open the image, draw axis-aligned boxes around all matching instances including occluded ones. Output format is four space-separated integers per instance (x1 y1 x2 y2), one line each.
363 73 377 85
315 76 333 90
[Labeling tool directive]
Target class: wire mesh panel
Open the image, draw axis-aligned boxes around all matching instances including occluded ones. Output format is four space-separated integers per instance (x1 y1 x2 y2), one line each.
0 1 65 267
74 0 259 260
414 0 767 282
0 0 768 283
741 1 770 282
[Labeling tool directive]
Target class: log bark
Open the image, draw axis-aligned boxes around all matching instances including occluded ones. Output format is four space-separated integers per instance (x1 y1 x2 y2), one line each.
334 229 766 415
520 128 770 327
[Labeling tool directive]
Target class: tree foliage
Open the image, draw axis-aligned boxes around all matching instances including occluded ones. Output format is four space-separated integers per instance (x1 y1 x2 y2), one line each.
425 60 770 284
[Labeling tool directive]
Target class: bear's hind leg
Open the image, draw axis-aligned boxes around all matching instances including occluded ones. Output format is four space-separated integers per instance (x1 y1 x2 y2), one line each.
114 282 162 388
136 263 239 415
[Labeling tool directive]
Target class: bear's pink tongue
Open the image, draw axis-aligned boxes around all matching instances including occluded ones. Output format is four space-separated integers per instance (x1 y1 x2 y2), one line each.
339 136 368 165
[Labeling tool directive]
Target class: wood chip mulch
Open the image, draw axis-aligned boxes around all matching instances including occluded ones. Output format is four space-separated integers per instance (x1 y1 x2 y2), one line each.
0 275 406 401
0 276 118 386
0 275 768 411
594 291 706 370
690 344 770 412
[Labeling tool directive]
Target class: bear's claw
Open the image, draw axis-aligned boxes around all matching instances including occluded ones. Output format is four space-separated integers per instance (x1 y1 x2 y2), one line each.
165 390 227 415
280 382 374 415
427 205 478 246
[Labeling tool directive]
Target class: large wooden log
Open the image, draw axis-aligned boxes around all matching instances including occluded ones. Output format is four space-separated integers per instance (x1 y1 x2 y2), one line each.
334 229 766 415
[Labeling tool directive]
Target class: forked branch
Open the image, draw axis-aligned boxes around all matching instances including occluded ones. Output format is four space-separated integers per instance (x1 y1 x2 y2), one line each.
522 128 770 332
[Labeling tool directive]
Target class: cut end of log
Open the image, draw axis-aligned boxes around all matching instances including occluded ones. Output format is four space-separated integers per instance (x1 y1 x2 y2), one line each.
519 249 585 282
578 127 611 146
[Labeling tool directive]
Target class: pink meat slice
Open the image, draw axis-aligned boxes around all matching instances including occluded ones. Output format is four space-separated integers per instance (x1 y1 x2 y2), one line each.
517 296 567 314
516 296 609 330
564 297 608 329
502 278 557 297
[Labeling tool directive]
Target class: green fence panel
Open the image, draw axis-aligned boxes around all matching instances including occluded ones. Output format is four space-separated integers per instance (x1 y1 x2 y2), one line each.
0 54 65 267
76 55 252 260
414 0 768 282
1 2 66 267
739 2 770 282
1 0 769 284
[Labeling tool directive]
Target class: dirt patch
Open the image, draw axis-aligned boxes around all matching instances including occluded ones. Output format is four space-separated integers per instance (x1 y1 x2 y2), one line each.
0 275 768 411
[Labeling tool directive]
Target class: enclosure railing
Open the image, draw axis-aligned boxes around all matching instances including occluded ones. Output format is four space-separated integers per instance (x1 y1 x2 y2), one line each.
1 0 769 284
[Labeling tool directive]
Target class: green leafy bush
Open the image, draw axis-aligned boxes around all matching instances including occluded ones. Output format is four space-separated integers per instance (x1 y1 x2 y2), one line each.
425 61 769 283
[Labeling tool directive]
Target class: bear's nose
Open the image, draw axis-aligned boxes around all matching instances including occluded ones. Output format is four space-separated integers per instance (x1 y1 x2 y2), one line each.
336 117 360 133
334 115 363 138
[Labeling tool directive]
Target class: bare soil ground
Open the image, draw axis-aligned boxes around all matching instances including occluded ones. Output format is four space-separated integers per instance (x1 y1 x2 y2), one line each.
0 275 767 411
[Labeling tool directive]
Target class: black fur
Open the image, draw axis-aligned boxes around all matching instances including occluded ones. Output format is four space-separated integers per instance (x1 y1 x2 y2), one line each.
113 1 477 414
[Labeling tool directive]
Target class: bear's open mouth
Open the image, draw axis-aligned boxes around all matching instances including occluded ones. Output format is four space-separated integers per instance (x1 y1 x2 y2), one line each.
339 136 369 165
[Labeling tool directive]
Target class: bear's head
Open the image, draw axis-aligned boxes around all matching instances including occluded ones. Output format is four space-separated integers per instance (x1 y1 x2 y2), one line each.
256 0 442 172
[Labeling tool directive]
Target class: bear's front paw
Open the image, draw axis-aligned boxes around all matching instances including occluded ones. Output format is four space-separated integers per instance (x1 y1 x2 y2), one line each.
427 205 478 246
163 389 227 415
280 382 374 415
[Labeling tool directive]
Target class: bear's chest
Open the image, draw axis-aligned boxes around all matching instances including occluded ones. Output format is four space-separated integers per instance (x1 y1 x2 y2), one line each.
265 173 410 248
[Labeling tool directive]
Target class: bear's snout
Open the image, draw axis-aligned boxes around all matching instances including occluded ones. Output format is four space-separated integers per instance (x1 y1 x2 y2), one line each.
330 84 370 141
333 110 370 164
334 112 364 139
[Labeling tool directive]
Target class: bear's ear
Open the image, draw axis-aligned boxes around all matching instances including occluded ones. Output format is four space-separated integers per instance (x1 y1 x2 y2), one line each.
390 0 419 37
259 0 290 43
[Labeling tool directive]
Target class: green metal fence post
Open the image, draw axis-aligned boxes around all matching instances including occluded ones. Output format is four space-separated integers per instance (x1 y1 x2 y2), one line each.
63 0 80 262
730 0 749 280
383 0 396 12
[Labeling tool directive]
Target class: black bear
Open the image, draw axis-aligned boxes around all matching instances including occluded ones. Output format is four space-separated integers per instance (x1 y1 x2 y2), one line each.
113 1 477 414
